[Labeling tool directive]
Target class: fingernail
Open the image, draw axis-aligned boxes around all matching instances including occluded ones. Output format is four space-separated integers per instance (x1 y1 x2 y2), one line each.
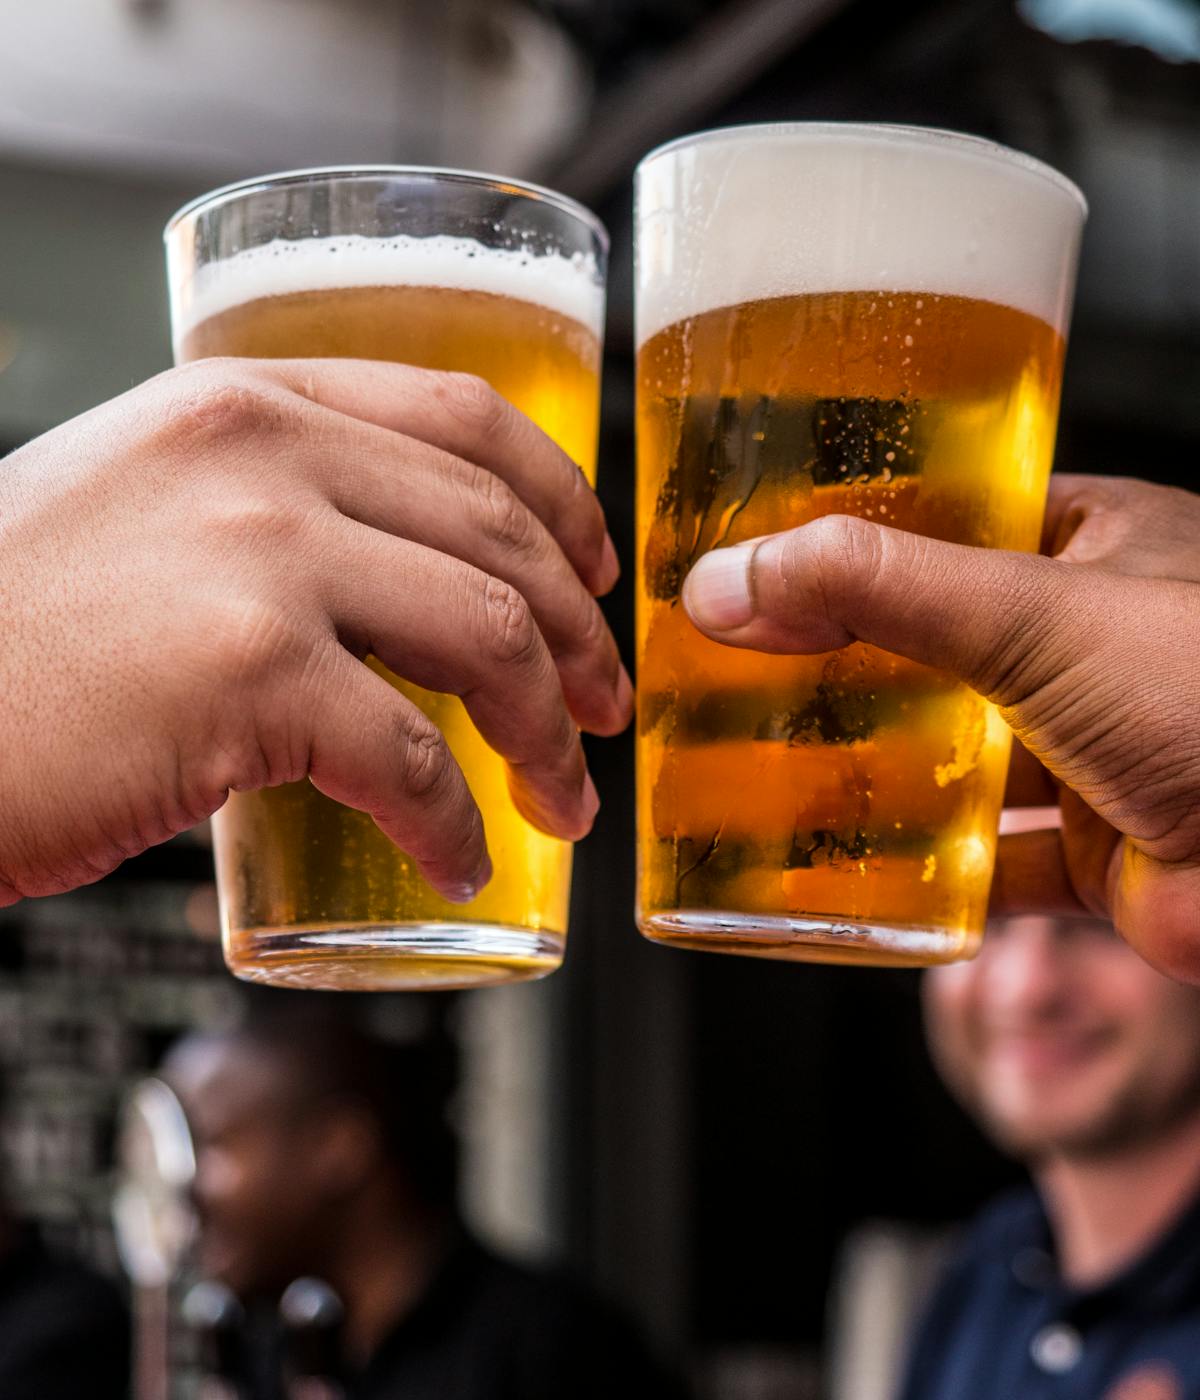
582 772 600 822
445 854 492 904
444 882 478 905
683 544 755 630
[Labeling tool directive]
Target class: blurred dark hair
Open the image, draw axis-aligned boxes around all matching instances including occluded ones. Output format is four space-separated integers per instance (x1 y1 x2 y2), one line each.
219 992 460 1210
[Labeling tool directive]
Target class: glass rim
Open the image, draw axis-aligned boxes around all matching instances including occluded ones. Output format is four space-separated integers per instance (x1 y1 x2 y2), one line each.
163 164 610 252
637 121 1087 217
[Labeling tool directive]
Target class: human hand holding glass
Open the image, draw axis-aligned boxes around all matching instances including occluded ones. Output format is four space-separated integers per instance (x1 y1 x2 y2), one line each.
684 473 1200 979
0 355 629 970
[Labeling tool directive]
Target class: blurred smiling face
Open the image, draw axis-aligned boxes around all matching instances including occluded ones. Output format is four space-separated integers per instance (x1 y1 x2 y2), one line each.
923 916 1200 1160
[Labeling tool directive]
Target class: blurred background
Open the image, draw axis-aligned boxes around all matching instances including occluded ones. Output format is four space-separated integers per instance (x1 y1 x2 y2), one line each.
0 0 1197 1396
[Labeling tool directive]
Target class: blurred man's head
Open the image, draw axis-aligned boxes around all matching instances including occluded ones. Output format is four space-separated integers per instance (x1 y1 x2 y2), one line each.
164 1006 457 1301
924 912 1200 1163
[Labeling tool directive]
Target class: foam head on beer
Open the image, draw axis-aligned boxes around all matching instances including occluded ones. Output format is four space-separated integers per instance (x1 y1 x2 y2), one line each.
633 124 1085 966
173 232 605 357
635 123 1082 347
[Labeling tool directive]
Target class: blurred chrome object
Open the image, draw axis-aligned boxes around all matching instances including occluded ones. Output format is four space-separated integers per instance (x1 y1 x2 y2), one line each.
280 1278 347 1400
182 1280 247 1400
113 1077 197 1288
113 1076 198 1400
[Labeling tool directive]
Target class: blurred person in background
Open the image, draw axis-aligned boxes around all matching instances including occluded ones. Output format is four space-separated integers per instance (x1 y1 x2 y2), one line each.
0 1068 129 1400
165 1004 687 1400
898 813 1200 1400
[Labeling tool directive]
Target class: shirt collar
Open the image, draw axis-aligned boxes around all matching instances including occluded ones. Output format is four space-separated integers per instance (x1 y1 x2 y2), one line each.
1010 1183 1200 1322
354 1227 482 1383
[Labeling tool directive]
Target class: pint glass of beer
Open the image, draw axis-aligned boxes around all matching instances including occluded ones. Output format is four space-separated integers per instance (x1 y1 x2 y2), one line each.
635 125 1085 966
165 169 607 989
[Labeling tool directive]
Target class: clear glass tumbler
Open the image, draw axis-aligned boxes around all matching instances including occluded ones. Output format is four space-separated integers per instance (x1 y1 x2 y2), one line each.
635 124 1084 966
166 168 607 989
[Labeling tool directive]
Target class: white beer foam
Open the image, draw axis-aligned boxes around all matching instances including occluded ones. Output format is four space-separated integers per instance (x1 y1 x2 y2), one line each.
174 234 605 351
635 125 1086 347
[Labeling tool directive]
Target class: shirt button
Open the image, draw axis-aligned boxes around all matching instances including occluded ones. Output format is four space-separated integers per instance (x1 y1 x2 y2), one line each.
1030 1323 1083 1374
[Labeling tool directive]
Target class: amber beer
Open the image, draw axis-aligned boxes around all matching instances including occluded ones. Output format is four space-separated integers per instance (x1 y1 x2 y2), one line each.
167 171 606 989
635 126 1085 965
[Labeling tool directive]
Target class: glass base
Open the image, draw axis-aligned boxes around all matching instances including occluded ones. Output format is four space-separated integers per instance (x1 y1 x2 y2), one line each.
223 922 564 991
639 909 978 967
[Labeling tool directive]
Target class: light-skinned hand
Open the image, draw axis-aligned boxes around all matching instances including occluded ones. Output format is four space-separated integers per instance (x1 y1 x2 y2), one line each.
0 359 632 907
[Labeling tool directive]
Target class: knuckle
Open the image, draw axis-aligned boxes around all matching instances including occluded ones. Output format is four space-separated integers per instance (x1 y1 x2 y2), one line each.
479 577 541 670
398 717 452 803
203 492 311 555
805 513 885 612
163 366 289 455
196 484 310 565
435 372 508 444
972 564 1063 705
476 472 537 555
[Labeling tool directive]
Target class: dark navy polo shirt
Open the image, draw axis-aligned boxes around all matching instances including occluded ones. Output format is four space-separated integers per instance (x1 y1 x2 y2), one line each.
899 1186 1200 1400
